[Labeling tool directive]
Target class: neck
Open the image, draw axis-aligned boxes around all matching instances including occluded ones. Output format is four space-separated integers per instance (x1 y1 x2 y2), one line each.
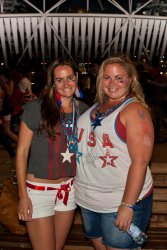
105 94 130 106
61 97 74 113
99 95 129 113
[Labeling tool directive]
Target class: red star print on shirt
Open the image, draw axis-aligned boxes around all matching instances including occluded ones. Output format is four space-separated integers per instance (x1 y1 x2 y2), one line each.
100 149 118 168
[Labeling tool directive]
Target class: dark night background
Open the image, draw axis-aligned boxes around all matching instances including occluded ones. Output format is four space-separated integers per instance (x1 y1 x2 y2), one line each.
15 0 138 14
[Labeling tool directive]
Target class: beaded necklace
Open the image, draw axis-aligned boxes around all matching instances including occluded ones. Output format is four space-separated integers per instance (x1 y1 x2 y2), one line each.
91 97 129 130
60 98 78 153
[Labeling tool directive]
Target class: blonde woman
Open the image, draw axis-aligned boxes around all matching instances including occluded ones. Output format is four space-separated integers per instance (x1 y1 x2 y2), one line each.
75 55 154 250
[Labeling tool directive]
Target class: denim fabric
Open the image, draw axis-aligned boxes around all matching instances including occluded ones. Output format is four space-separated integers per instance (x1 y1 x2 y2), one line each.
80 193 152 249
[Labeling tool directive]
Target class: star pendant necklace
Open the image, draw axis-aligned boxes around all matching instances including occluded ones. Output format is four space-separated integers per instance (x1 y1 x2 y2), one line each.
91 96 129 130
61 98 78 153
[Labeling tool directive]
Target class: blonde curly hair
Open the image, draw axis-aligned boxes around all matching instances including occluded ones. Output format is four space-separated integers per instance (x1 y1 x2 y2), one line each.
95 55 147 108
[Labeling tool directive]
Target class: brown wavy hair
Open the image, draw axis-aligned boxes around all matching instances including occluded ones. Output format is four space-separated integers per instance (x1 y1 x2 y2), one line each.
39 57 79 138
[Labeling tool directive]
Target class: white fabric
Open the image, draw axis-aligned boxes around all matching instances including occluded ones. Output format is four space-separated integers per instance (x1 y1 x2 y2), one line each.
74 98 153 213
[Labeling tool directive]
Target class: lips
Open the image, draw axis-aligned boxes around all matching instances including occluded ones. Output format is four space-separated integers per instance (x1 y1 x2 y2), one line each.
108 88 117 92
63 88 73 92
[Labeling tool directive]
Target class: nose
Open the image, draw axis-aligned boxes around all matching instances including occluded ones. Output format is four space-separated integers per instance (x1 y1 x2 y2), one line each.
63 78 69 86
108 77 114 84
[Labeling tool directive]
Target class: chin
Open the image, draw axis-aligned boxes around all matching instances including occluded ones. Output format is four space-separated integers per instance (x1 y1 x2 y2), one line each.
63 94 74 98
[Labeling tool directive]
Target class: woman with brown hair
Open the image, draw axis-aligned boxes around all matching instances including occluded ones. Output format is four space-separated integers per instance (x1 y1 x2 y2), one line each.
16 57 88 250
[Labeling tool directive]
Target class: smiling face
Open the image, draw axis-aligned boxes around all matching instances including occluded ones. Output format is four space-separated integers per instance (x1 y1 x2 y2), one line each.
53 65 77 100
102 63 131 102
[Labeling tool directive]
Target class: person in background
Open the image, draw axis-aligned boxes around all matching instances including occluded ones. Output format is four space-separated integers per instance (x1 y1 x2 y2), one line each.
0 69 18 143
0 85 16 164
30 71 47 98
0 124 16 164
87 58 103 106
74 55 154 250
11 70 37 134
18 76 36 106
16 57 88 250
78 73 92 107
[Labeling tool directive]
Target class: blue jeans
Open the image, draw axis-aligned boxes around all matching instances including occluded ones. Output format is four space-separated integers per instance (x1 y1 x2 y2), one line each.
80 193 152 249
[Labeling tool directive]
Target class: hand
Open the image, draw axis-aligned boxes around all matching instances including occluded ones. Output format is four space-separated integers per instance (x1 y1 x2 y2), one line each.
18 196 33 222
115 205 133 232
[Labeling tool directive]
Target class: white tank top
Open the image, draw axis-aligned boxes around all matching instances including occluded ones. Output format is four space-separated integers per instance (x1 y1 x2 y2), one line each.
74 98 153 212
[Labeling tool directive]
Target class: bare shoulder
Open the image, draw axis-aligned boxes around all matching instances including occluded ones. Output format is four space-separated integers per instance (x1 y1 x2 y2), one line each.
120 101 152 125
122 101 149 115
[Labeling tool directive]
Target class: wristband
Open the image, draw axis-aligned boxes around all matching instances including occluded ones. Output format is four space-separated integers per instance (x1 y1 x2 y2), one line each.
121 201 136 210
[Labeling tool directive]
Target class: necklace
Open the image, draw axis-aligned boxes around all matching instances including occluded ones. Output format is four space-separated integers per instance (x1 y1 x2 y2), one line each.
91 97 129 130
60 98 78 153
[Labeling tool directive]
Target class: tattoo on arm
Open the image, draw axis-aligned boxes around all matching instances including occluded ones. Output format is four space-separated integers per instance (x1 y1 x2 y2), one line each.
138 109 151 146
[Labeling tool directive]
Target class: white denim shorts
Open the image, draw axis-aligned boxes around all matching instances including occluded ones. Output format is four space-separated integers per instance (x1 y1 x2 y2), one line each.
26 178 76 219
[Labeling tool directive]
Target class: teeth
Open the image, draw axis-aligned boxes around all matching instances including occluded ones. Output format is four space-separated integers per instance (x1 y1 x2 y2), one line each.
109 89 116 91
63 89 71 92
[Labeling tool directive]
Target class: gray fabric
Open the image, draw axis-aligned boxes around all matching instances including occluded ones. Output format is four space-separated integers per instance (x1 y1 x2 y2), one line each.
21 98 88 179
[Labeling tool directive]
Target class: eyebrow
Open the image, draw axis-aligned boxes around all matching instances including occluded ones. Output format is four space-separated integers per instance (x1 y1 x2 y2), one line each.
103 74 124 79
115 75 122 78
55 74 76 83
55 73 75 78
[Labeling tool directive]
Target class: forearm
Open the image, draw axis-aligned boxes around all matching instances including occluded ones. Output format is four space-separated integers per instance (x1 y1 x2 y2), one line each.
16 151 29 198
16 121 33 199
122 162 148 205
115 163 148 230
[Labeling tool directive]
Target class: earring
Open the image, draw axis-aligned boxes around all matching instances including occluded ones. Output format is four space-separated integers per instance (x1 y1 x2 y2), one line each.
75 86 84 99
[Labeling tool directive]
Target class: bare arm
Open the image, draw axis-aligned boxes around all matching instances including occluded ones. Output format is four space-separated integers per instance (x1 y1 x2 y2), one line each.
16 121 33 221
115 102 154 231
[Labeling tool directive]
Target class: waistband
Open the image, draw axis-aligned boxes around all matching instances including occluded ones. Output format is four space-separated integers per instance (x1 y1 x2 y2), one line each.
137 185 153 203
26 178 73 205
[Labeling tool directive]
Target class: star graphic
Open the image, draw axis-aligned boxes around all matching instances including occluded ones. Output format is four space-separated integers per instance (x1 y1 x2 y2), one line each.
76 151 83 163
100 149 118 168
83 150 99 168
61 147 74 163
91 117 103 130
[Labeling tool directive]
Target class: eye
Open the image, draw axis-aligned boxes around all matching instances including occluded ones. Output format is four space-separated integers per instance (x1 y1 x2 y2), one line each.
115 76 124 83
103 75 110 80
115 76 122 81
67 75 75 81
54 78 63 84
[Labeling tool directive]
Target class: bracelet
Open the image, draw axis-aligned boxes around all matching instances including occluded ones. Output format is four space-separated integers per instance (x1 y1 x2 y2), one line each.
121 201 136 210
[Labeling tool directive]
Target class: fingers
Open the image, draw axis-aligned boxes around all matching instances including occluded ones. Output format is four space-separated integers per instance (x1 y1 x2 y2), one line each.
18 206 33 222
18 211 32 222
115 206 133 232
115 219 131 232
